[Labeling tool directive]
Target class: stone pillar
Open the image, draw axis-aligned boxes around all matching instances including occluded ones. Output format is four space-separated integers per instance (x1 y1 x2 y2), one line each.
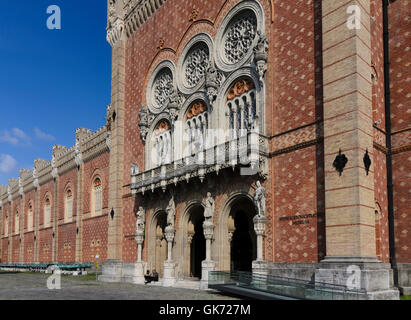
162 226 176 287
252 215 268 275
201 220 216 290
315 0 398 299
75 164 83 263
100 2 126 283
125 229 146 284
19 193 24 262
186 233 193 277
136 230 144 263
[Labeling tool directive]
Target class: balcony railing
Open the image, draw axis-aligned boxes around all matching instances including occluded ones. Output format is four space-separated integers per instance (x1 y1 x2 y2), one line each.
208 271 367 300
131 132 268 194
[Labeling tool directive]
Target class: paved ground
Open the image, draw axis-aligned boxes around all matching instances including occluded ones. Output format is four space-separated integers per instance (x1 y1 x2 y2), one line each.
0 271 239 300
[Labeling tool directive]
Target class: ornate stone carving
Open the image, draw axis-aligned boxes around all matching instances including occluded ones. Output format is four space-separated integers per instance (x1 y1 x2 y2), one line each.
166 194 175 230
18 178 23 196
106 132 111 150
226 78 255 101
254 180 266 218
204 192 215 225
205 62 223 105
189 8 199 22
33 168 39 189
167 87 183 121
184 45 209 88
7 186 12 203
51 155 57 179
108 0 117 27
153 70 173 110
224 15 257 64
253 31 269 86
186 102 208 120
138 105 155 143
131 163 139 176
136 206 145 237
74 136 82 167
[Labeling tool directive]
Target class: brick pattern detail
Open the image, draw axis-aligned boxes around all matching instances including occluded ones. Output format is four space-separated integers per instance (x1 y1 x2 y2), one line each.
389 0 411 264
82 215 108 263
38 228 53 263
273 145 325 262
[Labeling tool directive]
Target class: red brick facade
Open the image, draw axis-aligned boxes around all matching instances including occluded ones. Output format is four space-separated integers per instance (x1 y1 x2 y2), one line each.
0 1 409 286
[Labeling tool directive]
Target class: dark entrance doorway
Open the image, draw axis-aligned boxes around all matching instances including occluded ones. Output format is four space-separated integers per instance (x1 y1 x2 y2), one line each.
189 207 206 278
230 199 257 273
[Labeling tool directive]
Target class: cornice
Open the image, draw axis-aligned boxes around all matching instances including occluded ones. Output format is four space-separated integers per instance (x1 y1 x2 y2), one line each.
122 0 167 38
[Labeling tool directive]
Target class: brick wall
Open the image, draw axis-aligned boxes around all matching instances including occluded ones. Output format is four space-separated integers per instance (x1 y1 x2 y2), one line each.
389 0 411 263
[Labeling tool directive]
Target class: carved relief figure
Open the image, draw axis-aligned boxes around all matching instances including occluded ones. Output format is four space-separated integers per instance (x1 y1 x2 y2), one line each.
136 206 146 234
204 192 215 223
253 31 269 86
254 181 266 218
166 195 175 229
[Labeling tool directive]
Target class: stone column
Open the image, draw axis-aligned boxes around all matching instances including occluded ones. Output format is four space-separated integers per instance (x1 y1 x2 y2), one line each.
252 215 268 275
186 233 193 277
129 228 146 284
162 226 176 287
314 0 398 299
100 2 126 282
201 220 216 289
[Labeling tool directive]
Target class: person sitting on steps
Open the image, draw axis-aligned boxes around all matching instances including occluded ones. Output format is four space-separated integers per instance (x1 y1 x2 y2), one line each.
144 270 152 284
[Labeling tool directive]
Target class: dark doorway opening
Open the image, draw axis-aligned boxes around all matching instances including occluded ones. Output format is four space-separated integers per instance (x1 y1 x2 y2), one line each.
230 198 257 273
190 208 206 278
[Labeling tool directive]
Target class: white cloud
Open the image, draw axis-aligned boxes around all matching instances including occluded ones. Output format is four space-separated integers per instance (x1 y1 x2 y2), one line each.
0 128 31 145
12 128 30 141
34 127 55 142
0 154 18 174
0 131 19 145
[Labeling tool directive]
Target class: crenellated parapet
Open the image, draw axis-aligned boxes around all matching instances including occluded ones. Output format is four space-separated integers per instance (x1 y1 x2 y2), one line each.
81 126 110 163
122 0 167 38
0 123 110 201
106 0 126 47
0 186 7 206
106 0 167 46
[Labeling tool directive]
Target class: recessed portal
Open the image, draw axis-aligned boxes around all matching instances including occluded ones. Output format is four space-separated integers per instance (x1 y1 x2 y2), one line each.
186 205 206 279
230 198 257 273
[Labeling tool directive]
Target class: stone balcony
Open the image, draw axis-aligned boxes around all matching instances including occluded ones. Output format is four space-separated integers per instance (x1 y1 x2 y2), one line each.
130 131 269 195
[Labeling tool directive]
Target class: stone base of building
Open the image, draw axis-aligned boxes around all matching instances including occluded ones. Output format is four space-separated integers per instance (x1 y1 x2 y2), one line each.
314 256 400 300
99 260 149 284
122 262 147 284
396 263 411 295
268 262 317 281
162 260 177 287
98 259 124 283
252 260 268 275
200 260 216 290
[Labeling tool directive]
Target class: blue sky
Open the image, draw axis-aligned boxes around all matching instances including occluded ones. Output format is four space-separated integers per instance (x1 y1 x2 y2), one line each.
0 1 111 185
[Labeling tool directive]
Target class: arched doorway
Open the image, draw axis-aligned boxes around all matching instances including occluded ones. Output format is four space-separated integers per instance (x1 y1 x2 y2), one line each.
226 196 257 273
186 205 206 279
148 211 168 277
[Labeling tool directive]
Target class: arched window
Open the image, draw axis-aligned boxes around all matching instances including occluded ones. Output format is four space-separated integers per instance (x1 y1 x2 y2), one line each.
15 210 19 235
91 178 102 216
4 214 8 236
226 78 257 139
65 189 73 222
27 202 33 231
44 197 51 227
152 121 172 167
185 101 209 155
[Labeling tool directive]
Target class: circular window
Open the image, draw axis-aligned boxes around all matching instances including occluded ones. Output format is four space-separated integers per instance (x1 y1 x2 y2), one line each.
223 10 257 65
152 68 174 111
183 43 210 88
